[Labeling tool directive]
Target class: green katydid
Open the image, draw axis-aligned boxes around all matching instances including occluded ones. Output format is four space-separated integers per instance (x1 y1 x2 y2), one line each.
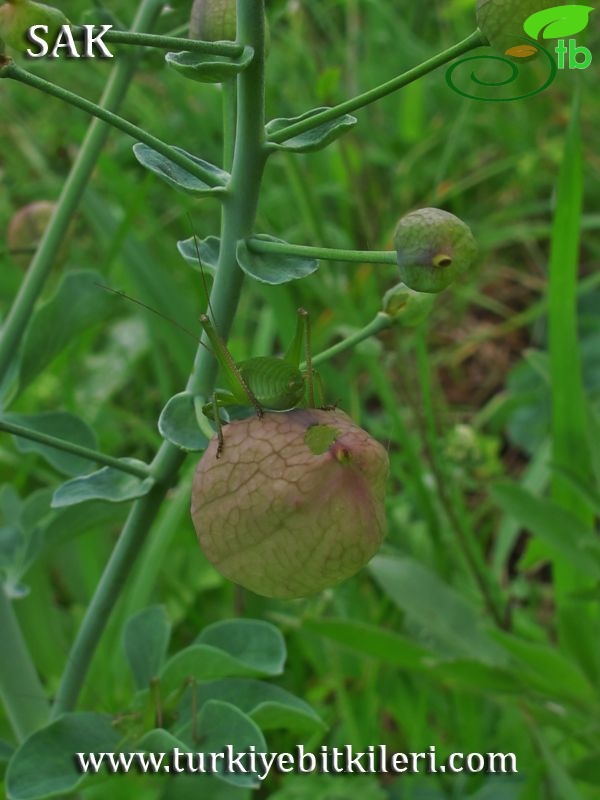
198 304 319 455
98 248 322 456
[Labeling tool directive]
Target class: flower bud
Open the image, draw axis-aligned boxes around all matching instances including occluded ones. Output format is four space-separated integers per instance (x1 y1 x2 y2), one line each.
382 284 435 325
393 207 477 294
191 409 389 599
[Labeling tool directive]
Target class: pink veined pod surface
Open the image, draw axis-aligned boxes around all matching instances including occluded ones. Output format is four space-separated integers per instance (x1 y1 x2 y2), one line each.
191 408 389 599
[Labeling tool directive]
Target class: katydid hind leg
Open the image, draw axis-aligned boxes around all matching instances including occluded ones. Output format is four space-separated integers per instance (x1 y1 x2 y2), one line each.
199 314 264 420
302 308 316 408
211 391 225 459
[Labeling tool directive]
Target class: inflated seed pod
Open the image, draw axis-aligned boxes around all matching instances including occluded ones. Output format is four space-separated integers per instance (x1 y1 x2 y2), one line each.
7 201 56 268
189 0 237 41
0 0 69 52
476 0 554 57
393 208 477 294
191 409 389 599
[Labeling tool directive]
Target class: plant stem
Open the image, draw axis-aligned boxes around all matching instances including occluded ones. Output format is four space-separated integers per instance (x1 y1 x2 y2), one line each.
306 313 394 369
0 590 49 742
414 331 507 628
0 63 224 190
71 25 243 56
0 0 164 385
247 237 397 264
51 0 268 717
268 30 487 145
0 420 151 479
187 0 267 396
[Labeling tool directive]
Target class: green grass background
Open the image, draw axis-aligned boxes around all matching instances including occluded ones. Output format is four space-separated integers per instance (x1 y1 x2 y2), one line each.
1 1 600 797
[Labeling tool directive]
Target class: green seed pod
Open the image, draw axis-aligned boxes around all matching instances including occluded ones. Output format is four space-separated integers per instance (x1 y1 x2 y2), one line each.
189 0 237 41
476 0 555 57
382 283 436 326
393 208 477 294
0 0 69 52
191 409 389 599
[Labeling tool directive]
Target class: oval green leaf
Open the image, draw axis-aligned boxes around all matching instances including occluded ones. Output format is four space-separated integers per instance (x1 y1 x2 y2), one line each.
123 605 172 691
166 46 253 84
6 713 121 800
177 235 220 274
176 678 326 736
197 619 286 676
266 107 357 153
4 411 98 477
176 701 265 787
132 143 229 197
524 5 594 40
158 392 210 452
160 643 273 695
51 461 154 508
236 236 318 285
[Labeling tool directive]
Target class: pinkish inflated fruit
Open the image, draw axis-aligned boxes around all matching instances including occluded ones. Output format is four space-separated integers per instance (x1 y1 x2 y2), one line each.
191 408 389 599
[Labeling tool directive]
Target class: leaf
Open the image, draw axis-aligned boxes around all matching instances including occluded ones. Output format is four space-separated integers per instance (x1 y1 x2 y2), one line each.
123 605 172 690
133 143 229 197
266 107 357 153
572 750 600 786
197 619 286 677
369 554 508 665
177 235 220 274
6 713 121 800
19 271 113 393
304 620 525 697
524 6 595 40
4 411 98 477
158 392 209 452
176 701 265 788
51 461 154 508
491 482 600 577
0 739 15 764
303 618 432 670
177 679 325 735
160 641 277 695
236 236 318 285
0 488 49 595
166 46 253 84
490 630 597 706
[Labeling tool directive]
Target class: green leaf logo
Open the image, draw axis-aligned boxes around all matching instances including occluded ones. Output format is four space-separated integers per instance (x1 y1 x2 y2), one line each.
524 5 595 39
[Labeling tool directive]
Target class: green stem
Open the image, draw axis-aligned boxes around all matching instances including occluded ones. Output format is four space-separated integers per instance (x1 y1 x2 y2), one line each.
0 63 224 190
0 590 49 742
0 0 164 384
71 25 243 56
306 313 394 369
268 30 487 145
222 80 237 173
247 237 397 264
51 0 268 717
0 420 151 479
